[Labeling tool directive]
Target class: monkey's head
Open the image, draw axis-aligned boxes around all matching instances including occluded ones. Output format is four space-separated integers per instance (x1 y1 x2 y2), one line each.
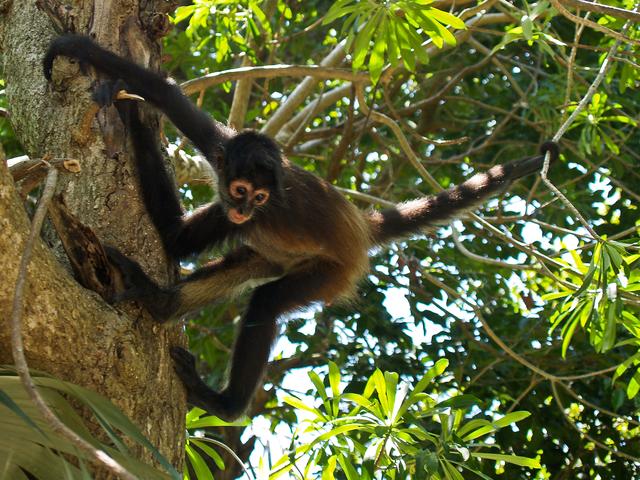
218 131 285 225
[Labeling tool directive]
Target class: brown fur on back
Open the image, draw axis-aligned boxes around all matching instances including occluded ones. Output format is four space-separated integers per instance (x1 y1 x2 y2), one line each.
246 164 370 303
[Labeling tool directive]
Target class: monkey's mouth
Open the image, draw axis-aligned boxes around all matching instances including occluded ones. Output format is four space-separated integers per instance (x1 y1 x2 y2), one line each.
228 208 251 224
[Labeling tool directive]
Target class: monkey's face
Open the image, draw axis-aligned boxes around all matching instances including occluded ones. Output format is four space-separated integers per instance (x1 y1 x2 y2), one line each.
219 130 285 224
223 178 271 224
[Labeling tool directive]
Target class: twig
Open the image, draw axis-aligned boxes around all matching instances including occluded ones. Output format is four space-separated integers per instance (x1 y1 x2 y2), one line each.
563 12 589 123
542 12 635 240
564 0 640 22
335 187 395 208
420 269 617 383
549 0 640 46
355 84 441 190
192 437 255 480
10 166 136 480
181 63 366 95
506 376 541 413
557 381 640 427
551 382 640 462
451 225 533 271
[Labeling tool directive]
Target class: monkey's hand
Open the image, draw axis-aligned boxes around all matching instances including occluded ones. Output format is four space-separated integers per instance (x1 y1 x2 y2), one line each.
93 79 144 107
92 79 126 107
170 347 242 421
91 80 144 128
105 246 176 322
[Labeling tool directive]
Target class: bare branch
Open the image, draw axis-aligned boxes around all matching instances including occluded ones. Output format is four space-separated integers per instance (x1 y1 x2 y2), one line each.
181 63 367 96
564 0 640 22
550 0 640 46
543 12 636 240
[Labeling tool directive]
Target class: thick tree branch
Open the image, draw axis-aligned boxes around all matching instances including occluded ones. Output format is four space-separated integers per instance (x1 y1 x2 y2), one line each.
10 166 136 479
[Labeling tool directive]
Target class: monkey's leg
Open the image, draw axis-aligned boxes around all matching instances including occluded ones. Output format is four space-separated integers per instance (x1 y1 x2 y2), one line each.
107 246 281 322
172 262 347 420
172 246 284 318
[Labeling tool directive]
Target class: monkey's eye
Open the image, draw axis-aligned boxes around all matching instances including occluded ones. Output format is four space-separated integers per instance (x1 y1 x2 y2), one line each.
254 192 269 206
231 185 247 198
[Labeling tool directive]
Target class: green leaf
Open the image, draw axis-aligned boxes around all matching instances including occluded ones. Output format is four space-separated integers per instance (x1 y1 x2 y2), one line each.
602 301 618 352
392 20 416 71
541 290 573 301
627 368 640 399
561 309 582 358
427 8 466 30
336 452 360 480
522 15 534 40
322 455 337 480
355 9 385 70
433 394 479 411
188 415 249 428
283 395 324 418
328 361 341 397
189 439 225 470
372 369 389 413
574 244 600 296
471 452 540 468
456 419 492 439
186 443 215 480
441 458 464 480
323 0 359 25
369 16 388 83
493 411 531 428
309 371 328 401
384 370 399 416
0 388 47 438
173 5 197 24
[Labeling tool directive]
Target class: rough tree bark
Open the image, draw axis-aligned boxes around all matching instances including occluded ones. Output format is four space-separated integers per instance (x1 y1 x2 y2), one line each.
0 0 186 473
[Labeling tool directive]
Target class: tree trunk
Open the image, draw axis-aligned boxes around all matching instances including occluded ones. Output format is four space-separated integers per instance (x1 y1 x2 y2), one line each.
0 0 185 473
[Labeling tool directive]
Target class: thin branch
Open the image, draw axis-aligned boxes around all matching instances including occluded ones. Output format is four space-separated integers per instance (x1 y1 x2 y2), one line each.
262 41 349 137
506 376 541 413
451 225 534 271
557 381 640 427
10 166 136 479
181 62 365 96
336 186 395 207
564 0 640 22
543 12 635 240
563 12 589 123
355 84 441 190
420 269 617 383
228 56 255 130
551 382 640 462
194 437 255 480
549 0 640 46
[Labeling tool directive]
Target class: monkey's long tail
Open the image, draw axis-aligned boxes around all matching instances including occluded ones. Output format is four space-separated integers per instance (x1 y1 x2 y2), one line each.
367 142 559 246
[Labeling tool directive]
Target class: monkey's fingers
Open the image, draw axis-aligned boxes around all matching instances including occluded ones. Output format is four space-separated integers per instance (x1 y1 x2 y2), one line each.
116 90 145 102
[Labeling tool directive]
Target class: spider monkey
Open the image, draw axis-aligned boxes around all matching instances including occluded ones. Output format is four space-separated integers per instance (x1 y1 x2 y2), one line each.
44 35 558 420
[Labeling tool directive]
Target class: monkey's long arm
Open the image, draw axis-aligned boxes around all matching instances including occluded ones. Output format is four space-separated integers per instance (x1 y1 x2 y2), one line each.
368 143 559 245
114 99 234 258
43 34 232 160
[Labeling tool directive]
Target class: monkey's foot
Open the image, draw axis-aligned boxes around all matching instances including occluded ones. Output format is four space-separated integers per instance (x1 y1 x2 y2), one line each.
105 246 175 322
170 347 246 421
